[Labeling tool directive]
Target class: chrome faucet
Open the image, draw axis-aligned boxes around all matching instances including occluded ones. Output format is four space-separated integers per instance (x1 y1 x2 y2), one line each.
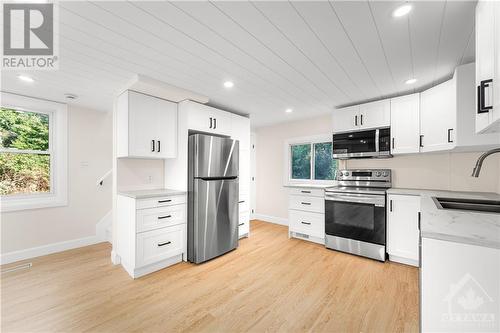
471 147 500 177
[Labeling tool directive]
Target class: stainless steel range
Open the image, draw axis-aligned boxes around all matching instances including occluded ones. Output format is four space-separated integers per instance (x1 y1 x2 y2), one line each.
324 169 391 261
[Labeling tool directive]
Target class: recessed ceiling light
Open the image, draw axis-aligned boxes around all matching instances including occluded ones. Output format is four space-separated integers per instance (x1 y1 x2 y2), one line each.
405 78 417 85
285 108 293 113
393 4 412 18
223 81 234 88
18 75 34 83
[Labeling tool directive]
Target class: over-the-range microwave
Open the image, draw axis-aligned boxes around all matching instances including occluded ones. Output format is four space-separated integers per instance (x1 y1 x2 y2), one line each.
332 127 392 159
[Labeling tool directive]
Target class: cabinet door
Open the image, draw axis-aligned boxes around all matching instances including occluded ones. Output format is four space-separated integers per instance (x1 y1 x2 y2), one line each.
390 94 420 154
231 114 250 150
332 105 360 133
155 99 177 158
185 101 232 135
387 194 420 263
476 0 496 133
210 109 232 136
359 100 390 129
128 91 161 158
420 79 457 152
239 149 250 198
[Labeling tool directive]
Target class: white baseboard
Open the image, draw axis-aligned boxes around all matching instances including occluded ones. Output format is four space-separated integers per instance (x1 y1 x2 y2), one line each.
252 213 288 226
0 235 103 265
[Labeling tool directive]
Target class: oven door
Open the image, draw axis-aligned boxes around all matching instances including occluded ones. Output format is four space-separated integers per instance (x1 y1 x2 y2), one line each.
324 192 386 245
332 129 377 159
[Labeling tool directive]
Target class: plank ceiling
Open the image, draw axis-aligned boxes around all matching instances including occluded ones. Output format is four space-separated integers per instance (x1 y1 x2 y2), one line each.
1 1 476 127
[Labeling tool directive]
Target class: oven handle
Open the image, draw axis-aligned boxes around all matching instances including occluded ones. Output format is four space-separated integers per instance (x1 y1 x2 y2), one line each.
325 194 385 207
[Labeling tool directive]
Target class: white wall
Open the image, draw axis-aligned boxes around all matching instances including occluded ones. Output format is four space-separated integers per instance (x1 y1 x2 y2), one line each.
1 105 112 255
255 114 500 221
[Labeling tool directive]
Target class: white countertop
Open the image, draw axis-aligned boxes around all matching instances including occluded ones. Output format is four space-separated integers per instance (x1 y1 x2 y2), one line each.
388 188 500 249
118 188 187 199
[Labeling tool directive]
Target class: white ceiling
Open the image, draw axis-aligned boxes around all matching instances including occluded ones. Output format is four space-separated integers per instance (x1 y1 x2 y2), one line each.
1 1 476 127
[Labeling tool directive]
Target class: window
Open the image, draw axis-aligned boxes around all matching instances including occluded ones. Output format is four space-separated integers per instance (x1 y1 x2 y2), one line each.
287 135 338 183
0 92 67 211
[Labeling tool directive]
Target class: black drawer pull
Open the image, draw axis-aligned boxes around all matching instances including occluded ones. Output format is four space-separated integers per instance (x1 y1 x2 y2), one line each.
157 140 161 152
301 221 311 225
301 190 311 194
238 200 245 203
447 129 453 143
301 202 311 205
151 140 155 152
238 223 244 226
158 241 171 247
158 199 172 203
158 215 172 220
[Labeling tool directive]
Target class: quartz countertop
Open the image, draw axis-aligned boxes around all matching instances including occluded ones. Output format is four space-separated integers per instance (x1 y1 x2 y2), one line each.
388 188 500 249
284 183 335 189
118 188 187 199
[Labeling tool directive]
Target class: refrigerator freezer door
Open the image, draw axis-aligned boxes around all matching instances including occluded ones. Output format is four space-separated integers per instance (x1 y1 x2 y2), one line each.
188 178 239 263
190 134 239 178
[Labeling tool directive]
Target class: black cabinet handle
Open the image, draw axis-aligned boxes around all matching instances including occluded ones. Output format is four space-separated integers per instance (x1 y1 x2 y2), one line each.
158 215 172 220
390 199 393 212
418 212 421 230
209 117 213 129
477 79 493 113
158 241 171 247
301 202 311 205
158 199 172 203
360 114 363 125
447 129 454 143
392 138 395 150
301 221 311 225
419 135 424 148
157 140 161 152
238 223 244 226
301 190 311 194
355 115 358 126
151 140 155 152
238 200 245 203
214 118 217 129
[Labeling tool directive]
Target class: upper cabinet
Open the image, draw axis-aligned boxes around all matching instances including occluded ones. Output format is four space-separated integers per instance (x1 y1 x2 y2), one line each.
117 90 177 159
183 101 232 136
332 100 389 133
231 114 250 151
475 0 500 133
390 93 420 155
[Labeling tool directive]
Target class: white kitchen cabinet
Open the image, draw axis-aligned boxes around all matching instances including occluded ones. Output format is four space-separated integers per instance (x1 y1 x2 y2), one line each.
390 93 420 154
288 187 325 244
332 105 360 133
476 0 500 134
117 193 187 279
183 100 232 136
386 194 420 266
421 237 500 332
358 99 391 130
117 90 177 159
231 114 250 150
420 78 457 152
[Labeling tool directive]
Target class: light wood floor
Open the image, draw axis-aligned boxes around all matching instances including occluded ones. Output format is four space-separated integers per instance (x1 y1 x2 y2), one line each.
1 220 419 332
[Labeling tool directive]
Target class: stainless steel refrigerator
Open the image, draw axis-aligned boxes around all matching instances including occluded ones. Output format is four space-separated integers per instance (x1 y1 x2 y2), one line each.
187 133 239 264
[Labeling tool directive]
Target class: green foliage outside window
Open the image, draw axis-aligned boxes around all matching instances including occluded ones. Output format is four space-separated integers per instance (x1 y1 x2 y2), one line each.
0 108 51 195
291 141 338 181
314 142 337 180
291 144 311 179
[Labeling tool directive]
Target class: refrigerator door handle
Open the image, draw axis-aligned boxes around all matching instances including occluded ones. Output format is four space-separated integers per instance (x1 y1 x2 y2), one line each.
197 176 238 181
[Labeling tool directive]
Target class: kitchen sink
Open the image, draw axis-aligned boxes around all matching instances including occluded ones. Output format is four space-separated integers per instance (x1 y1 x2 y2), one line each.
433 197 500 214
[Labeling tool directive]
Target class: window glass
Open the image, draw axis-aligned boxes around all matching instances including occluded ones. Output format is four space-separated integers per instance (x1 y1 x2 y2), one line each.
314 142 338 180
0 108 51 195
291 144 311 179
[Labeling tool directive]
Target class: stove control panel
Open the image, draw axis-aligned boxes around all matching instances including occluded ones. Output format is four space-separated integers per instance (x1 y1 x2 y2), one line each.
336 169 391 182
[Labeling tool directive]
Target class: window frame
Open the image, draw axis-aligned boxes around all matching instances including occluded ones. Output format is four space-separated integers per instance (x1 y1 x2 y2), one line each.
284 134 339 185
0 92 68 212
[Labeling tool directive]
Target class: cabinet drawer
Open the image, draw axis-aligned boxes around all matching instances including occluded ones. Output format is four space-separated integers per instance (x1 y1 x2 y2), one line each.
289 210 324 239
136 204 186 233
136 225 183 268
238 197 249 213
288 187 324 197
289 195 324 213
137 195 186 210
238 212 249 237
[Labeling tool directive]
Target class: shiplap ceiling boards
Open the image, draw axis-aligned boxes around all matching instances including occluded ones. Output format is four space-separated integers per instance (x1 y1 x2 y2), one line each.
1 1 476 127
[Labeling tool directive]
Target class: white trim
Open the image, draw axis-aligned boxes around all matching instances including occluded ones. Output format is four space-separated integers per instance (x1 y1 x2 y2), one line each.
253 213 288 226
0 235 103 265
0 92 68 212
389 254 419 267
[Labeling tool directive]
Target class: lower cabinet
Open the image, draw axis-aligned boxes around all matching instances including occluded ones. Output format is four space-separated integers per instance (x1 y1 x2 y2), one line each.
288 188 325 244
386 194 421 266
421 237 500 332
117 193 187 279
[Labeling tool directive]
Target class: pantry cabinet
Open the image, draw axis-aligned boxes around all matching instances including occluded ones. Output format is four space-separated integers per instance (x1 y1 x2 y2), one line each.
390 93 420 154
332 100 390 133
184 101 232 136
386 194 420 267
475 0 500 133
117 90 177 159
